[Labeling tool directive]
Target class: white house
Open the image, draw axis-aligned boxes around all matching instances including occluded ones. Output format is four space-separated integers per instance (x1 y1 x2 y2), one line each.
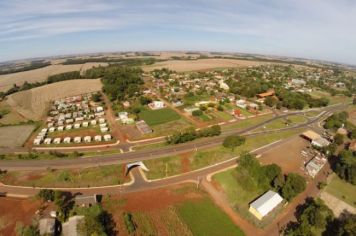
94 135 102 142
219 80 229 91
96 106 104 113
63 137 71 144
41 128 48 133
311 137 330 147
33 138 42 145
103 134 112 141
74 123 81 129
65 125 72 130
249 190 283 220
100 127 109 133
99 123 107 128
57 126 64 132
99 118 105 124
148 100 165 110
49 127 56 133
90 120 97 126
44 138 52 145
236 99 247 109
53 138 61 144
74 137 81 143
82 121 89 127
84 136 91 143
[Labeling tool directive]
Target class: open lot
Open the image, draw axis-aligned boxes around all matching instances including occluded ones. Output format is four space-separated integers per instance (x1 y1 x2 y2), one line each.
103 184 244 236
0 63 106 92
325 174 356 207
0 100 27 125
259 136 309 175
0 164 129 187
143 58 269 72
347 105 356 125
0 198 41 235
6 79 102 120
139 107 181 126
0 125 34 148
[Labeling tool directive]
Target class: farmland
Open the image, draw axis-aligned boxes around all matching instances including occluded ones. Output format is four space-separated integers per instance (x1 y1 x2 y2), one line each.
143 58 270 72
6 79 102 120
0 125 35 148
0 63 106 92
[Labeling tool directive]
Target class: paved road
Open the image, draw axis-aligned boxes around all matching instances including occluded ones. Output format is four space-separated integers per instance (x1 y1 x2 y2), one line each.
0 104 347 171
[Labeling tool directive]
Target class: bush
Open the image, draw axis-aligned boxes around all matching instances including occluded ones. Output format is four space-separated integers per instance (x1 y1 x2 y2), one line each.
282 173 306 201
38 189 55 202
123 212 136 234
192 110 203 116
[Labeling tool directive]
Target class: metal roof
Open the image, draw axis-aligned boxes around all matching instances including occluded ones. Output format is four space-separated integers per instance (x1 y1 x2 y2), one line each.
250 190 283 217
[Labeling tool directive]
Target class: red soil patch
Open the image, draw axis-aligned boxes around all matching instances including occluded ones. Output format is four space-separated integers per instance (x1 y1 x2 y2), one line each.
26 174 43 181
179 152 192 173
122 185 202 212
0 198 41 235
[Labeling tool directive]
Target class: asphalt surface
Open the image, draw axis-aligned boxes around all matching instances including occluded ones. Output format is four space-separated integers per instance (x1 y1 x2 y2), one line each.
0 104 346 171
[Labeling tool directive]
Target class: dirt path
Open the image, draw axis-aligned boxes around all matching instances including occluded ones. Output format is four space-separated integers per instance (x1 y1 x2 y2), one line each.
201 179 263 236
102 93 127 143
320 191 356 217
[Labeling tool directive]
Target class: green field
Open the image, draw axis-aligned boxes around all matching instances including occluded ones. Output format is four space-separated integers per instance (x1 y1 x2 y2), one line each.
325 174 356 207
144 128 304 179
139 107 181 126
309 91 351 105
222 113 273 131
177 199 245 236
0 164 128 187
255 114 307 131
213 169 283 228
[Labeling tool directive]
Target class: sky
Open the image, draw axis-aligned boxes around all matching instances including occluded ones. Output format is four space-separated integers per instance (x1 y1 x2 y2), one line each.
0 0 355 64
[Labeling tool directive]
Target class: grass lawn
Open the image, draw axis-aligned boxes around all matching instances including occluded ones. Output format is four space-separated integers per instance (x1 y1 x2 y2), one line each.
213 169 284 228
304 110 322 118
199 113 212 121
325 174 356 207
177 199 245 236
211 110 233 121
287 115 308 123
256 115 307 131
139 107 181 126
0 165 129 187
222 114 273 131
140 118 194 139
144 128 304 179
309 91 351 105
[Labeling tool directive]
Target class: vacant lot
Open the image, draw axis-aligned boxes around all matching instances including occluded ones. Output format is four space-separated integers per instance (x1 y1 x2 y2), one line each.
0 164 128 187
143 58 269 72
103 184 244 236
0 125 34 148
0 100 27 125
0 198 41 235
6 79 102 120
139 108 181 126
0 63 106 92
259 136 309 175
347 105 356 125
325 174 356 207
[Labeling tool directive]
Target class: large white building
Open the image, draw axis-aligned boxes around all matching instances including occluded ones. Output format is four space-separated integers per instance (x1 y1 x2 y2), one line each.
249 190 283 220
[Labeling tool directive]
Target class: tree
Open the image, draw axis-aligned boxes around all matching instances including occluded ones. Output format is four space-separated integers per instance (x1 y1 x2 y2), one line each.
334 133 344 145
37 189 55 202
15 222 40 236
192 110 203 116
139 96 152 105
265 96 277 107
223 135 246 151
282 173 306 201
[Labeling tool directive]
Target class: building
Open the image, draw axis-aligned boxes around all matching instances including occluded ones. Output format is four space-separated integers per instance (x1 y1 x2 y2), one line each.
257 90 275 99
337 128 348 136
236 99 247 109
63 137 71 143
312 137 330 147
74 137 81 143
148 100 166 110
44 138 52 145
305 155 327 178
33 138 41 145
94 135 102 142
249 190 283 220
53 138 61 144
84 136 91 143
103 134 112 141
301 130 321 141
75 194 98 207
291 79 306 87
39 218 56 235
62 215 84 236
219 80 229 91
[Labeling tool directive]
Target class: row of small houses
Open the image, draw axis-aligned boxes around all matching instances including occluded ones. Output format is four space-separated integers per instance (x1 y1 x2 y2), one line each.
48 108 105 127
46 118 108 132
34 134 112 145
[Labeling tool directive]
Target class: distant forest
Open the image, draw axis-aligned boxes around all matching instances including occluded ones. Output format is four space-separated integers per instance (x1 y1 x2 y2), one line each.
0 61 51 75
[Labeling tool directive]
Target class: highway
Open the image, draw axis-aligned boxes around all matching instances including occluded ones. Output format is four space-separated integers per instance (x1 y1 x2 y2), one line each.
0 103 346 171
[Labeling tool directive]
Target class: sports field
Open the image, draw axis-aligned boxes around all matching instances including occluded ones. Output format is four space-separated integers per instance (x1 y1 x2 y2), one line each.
139 108 181 126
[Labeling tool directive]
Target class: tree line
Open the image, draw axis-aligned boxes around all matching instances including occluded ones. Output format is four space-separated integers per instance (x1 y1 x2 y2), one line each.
0 61 50 75
166 125 221 144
